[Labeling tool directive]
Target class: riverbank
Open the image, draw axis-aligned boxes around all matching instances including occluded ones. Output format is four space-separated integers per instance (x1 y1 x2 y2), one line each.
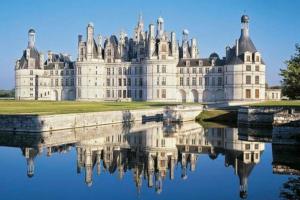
196 108 238 127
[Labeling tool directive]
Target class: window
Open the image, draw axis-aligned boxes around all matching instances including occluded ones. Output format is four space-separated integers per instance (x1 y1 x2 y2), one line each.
107 68 111 75
162 89 166 98
246 89 251 98
212 77 215 86
217 77 222 86
186 60 190 66
55 79 58 86
205 77 209 86
205 68 209 74
118 68 122 75
255 56 260 62
106 90 110 98
106 79 110 86
255 65 259 71
246 76 251 84
192 77 196 86
199 68 203 73
128 78 131 86
162 65 166 73
246 65 251 71
192 68 196 74
123 90 126 98
255 76 259 84
218 67 222 73
123 78 127 86
118 78 122 86
180 68 184 74
246 55 251 62
30 70 33 75
255 144 259 150
180 77 184 86
123 67 127 75
139 90 143 98
157 89 160 98
255 89 260 98
162 77 166 86
139 78 143 86
157 65 160 73
128 67 132 75
157 77 160 85
127 90 131 98
245 144 251 150
199 77 203 86
186 77 190 86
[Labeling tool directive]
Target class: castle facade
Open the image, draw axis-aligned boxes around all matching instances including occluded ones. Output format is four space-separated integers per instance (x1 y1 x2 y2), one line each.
15 15 266 102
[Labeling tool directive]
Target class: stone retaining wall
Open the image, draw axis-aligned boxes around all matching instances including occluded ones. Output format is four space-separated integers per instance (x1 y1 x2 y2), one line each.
0 105 203 132
238 106 300 127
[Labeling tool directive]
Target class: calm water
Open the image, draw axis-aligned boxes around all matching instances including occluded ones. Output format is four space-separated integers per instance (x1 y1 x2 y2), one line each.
0 122 299 200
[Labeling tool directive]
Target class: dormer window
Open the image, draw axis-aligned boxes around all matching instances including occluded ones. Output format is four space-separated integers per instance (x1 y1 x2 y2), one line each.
185 60 190 66
246 55 251 62
255 56 260 62
198 60 203 66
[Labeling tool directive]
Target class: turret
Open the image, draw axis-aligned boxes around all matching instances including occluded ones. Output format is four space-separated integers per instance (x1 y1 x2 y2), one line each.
86 22 94 60
190 38 198 58
241 15 250 38
97 34 103 59
28 29 36 48
148 24 155 58
156 17 164 38
171 32 178 58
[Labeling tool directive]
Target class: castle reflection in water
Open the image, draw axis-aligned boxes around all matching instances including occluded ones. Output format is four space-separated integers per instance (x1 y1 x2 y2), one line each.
0 122 265 199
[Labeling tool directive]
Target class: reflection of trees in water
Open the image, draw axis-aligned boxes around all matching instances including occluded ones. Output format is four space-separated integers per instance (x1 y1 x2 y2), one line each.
280 177 300 200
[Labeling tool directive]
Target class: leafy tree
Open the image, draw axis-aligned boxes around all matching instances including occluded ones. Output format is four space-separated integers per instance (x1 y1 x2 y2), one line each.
280 44 300 99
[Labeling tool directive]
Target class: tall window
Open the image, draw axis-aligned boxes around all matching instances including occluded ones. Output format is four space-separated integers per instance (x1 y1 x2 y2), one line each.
162 77 166 86
118 78 122 86
157 77 160 86
217 77 222 86
107 68 111 75
255 89 260 98
205 77 209 86
157 65 160 73
106 90 110 98
186 77 190 86
246 89 251 98
162 89 166 98
255 76 259 84
192 77 196 86
118 68 122 75
157 89 160 98
192 68 196 74
128 78 131 86
199 77 203 86
246 76 251 84
162 65 166 73
106 79 110 86
180 77 184 86
180 68 184 74
123 78 127 86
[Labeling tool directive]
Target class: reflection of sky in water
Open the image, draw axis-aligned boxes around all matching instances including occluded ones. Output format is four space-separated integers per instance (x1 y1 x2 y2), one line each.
0 122 298 200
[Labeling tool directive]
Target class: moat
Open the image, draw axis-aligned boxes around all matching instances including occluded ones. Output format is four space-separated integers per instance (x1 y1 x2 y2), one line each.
0 121 299 200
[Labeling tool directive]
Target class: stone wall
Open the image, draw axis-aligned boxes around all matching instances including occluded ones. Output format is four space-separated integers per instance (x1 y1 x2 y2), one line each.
238 106 300 126
0 105 202 132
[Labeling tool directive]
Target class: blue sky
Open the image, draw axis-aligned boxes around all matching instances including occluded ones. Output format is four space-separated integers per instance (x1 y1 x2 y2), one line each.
0 0 299 89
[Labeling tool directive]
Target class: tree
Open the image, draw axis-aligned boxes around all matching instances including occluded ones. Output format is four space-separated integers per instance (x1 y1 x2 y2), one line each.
280 44 300 99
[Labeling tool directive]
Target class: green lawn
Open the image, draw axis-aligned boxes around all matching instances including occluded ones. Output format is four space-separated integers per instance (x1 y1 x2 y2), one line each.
251 100 300 107
0 100 195 115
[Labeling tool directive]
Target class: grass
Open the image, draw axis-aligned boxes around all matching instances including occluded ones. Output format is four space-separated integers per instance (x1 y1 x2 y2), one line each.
196 109 238 127
250 100 300 107
0 100 196 115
